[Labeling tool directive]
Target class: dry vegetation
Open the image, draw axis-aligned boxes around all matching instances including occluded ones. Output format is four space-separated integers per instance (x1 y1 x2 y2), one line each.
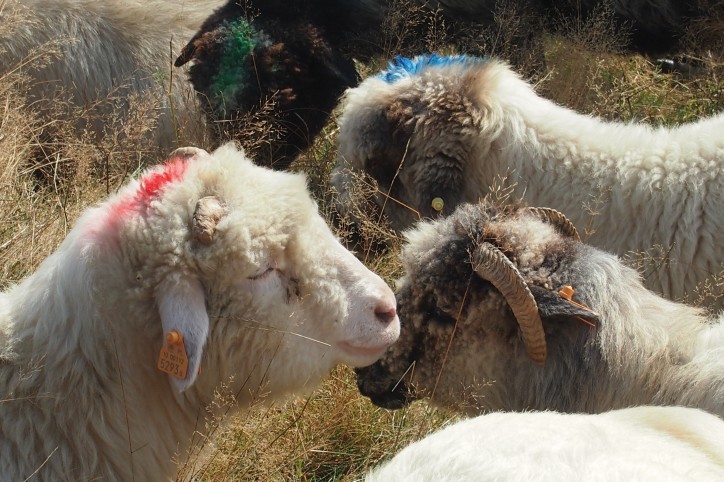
0 1 722 480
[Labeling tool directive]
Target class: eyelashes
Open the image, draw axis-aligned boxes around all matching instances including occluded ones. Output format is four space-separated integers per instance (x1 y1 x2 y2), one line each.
248 266 275 280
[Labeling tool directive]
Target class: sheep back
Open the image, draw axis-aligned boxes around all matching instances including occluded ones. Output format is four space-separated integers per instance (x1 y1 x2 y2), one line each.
366 406 724 481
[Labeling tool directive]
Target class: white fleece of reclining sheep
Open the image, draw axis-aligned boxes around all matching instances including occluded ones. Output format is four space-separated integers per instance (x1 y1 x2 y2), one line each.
367 406 724 481
0 0 224 148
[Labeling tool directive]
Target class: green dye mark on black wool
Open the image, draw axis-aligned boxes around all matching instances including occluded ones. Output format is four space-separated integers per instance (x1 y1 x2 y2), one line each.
211 18 258 114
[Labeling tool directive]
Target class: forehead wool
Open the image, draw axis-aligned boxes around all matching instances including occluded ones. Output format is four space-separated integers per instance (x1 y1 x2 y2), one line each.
107 157 189 221
377 54 487 84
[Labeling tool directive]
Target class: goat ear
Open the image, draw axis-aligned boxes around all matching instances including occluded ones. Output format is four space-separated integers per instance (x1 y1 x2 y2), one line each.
528 285 600 325
156 274 209 391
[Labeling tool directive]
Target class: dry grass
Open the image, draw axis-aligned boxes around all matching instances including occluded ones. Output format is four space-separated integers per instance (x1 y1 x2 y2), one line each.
1 2 722 480
177 366 456 482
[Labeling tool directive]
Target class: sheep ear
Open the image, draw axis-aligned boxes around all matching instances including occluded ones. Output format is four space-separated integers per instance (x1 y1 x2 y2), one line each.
409 155 464 219
156 274 209 392
528 285 600 325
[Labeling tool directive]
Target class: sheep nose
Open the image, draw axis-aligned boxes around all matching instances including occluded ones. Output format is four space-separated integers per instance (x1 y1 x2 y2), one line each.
375 304 397 325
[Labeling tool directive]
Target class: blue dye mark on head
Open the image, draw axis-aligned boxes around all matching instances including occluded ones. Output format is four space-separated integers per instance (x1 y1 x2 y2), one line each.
377 54 487 84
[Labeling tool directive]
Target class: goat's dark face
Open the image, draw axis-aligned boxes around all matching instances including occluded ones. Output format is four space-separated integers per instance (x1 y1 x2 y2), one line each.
356 203 511 412
356 202 600 414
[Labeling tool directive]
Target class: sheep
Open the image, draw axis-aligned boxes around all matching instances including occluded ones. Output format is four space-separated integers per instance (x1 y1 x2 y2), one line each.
0 143 400 480
176 0 717 168
366 406 724 481
174 0 402 169
0 0 225 150
355 200 724 418
332 54 724 307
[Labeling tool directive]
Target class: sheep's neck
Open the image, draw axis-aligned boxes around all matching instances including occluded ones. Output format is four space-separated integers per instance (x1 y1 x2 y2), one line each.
2 243 212 479
524 298 724 415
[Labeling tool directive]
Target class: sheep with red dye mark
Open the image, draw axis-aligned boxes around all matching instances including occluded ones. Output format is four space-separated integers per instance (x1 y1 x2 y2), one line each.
0 144 399 480
367 406 724 481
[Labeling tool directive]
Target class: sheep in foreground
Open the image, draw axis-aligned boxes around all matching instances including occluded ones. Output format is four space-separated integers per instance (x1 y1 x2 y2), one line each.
367 406 724 481
0 0 224 149
356 201 724 417
333 54 724 306
0 144 399 480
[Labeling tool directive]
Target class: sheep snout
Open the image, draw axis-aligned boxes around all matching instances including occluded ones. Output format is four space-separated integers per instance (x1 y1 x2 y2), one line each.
339 282 400 367
331 246 400 366
375 305 398 325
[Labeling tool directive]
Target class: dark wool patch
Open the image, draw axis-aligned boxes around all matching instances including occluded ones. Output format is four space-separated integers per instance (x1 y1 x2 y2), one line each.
176 2 359 169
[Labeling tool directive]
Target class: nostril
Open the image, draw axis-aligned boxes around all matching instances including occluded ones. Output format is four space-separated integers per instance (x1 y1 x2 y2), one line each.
375 305 397 325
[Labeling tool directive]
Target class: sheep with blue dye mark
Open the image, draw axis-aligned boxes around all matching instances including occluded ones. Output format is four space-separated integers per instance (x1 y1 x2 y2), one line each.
333 54 724 307
367 406 724 481
356 200 724 417
0 144 399 480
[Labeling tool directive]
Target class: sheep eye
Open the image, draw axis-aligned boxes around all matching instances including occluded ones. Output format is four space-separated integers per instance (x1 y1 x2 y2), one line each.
248 267 275 280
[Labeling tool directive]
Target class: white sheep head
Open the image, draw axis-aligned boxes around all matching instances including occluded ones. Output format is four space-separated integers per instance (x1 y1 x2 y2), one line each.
356 201 598 414
86 143 399 397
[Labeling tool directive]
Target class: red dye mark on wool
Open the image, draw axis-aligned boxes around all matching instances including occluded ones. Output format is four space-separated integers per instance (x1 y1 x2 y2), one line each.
89 156 191 245
122 157 189 213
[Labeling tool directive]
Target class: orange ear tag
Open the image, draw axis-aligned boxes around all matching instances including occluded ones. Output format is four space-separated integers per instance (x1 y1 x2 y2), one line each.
559 285 597 328
157 330 189 380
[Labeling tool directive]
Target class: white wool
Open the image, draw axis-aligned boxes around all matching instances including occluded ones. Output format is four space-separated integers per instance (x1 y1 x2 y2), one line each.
0 144 399 480
334 58 724 308
0 0 225 148
367 406 724 481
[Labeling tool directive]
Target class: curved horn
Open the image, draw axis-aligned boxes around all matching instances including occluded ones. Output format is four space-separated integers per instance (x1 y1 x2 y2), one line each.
193 196 226 245
524 207 580 241
169 146 210 161
473 242 546 365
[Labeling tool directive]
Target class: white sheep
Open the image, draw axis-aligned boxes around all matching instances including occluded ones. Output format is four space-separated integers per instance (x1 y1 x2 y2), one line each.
0 0 224 149
0 144 399 480
333 54 724 307
356 201 724 418
366 406 724 481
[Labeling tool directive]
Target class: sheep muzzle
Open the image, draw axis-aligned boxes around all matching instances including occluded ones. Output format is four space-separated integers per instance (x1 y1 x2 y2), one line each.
355 365 412 409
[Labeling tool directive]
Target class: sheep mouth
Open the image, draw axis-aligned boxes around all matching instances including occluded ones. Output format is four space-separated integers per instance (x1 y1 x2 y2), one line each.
366 388 410 410
355 367 412 410
337 342 390 365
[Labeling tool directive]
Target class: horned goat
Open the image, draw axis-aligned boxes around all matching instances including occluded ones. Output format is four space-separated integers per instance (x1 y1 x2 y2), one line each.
333 54 724 307
356 201 724 417
367 406 724 481
0 144 399 480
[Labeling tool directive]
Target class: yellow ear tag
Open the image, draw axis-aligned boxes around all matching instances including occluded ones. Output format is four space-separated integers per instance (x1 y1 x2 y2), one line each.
157 330 189 380
431 197 444 212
